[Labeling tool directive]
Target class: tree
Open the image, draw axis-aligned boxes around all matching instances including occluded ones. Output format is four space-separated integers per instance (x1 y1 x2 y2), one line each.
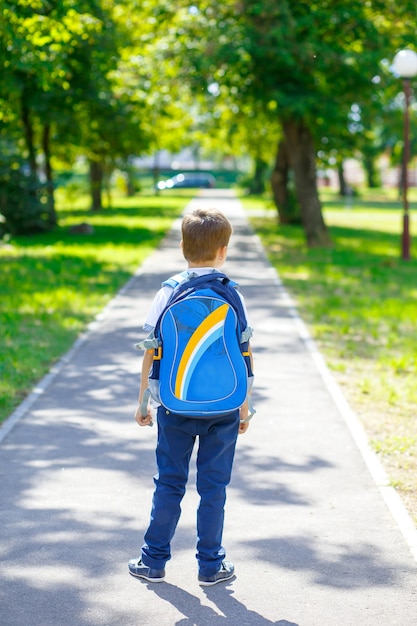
112 4 197 193
1 1 60 233
145 1 329 244
1 0 154 223
147 0 417 246
1 0 104 226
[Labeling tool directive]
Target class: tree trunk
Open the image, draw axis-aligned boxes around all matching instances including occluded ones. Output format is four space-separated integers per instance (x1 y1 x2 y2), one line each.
249 156 267 194
338 162 348 196
364 154 379 188
42 123 58 227
103 162 112 209
153 151 161 195
90 160 103 211
271 139 301 225
126 173 135 196
21 100 37 177
282 119 330 247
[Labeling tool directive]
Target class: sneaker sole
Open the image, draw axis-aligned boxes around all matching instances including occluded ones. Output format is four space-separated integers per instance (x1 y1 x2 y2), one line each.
198 573 235 586
129 571 165 583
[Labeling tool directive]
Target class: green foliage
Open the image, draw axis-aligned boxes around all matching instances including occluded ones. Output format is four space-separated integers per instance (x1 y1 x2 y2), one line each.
160 1 417 171
0 158 51 236
3 0 417 236
1 0 155 216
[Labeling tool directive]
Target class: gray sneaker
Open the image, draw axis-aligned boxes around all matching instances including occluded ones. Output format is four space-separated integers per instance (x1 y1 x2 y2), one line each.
198 560 235 586
128 557 165 582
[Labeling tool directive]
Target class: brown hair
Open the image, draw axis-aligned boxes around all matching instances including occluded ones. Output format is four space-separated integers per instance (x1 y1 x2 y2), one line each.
181 208 232 263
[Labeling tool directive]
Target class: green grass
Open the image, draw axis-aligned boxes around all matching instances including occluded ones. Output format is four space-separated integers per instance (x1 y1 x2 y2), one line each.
242 188 417 522
0 191 191 423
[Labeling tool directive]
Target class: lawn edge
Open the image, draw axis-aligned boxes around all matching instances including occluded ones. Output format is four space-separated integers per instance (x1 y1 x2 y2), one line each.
248 229 417 564
0 242 160 444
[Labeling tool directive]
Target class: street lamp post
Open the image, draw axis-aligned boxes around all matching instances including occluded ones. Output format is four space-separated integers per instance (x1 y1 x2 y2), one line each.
392 49 417 260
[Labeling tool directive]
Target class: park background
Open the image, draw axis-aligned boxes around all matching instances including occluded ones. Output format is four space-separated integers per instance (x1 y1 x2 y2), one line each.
1 2 416 527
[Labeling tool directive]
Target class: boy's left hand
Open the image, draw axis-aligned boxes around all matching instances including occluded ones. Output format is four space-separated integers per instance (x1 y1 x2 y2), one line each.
238 403 250 434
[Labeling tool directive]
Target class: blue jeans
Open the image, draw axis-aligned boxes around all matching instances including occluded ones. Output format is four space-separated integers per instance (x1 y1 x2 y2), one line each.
141 406 240 576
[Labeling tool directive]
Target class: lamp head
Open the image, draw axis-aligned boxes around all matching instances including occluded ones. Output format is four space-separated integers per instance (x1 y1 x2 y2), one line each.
393 49 417 78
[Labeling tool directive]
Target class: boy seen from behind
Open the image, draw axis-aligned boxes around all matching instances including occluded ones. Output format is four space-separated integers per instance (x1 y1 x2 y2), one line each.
129 208 254 586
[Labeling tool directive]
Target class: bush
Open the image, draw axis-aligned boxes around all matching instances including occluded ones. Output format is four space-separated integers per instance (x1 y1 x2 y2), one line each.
0 163 52 236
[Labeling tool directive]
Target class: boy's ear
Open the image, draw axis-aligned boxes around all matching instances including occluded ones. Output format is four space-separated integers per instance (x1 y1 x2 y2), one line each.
180 240 183 250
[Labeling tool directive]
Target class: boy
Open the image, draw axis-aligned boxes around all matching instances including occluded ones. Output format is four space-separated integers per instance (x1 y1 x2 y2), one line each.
128 208 253 586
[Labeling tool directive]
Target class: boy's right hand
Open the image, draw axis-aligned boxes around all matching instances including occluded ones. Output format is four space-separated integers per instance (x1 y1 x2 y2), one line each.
238 420 250 435
134 404 153 427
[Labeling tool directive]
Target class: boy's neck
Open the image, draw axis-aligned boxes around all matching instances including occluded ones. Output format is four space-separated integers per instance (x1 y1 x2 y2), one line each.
188 261 220 269
186 246 227 270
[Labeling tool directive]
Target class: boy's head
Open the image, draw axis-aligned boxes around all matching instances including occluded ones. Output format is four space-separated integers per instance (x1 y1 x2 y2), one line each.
181 208 232 265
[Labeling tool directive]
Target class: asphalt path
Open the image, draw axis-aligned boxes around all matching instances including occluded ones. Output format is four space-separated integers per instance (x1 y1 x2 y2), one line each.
1 190 417 625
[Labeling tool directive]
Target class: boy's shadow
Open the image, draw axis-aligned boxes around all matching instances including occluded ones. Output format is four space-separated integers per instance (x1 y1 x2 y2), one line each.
146 580 299 626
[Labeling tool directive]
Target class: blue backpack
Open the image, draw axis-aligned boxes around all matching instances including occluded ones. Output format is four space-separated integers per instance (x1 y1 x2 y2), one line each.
139 271 254 419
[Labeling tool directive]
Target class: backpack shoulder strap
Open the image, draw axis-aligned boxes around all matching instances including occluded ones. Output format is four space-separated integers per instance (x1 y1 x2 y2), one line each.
165 271 229 299
157 271 251 343
162 270 198 289
169 273 249 337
